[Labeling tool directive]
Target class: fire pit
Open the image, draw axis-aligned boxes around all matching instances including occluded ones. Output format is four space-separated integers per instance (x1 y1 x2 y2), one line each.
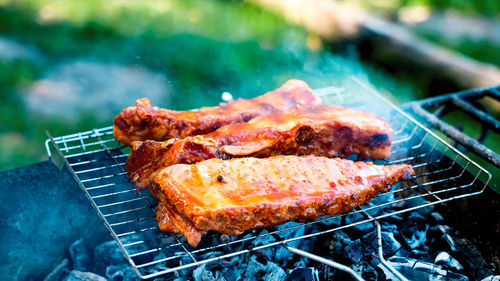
45 78 497 280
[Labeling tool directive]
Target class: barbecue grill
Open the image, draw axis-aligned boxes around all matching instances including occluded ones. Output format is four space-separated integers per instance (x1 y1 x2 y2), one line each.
45 77 492 280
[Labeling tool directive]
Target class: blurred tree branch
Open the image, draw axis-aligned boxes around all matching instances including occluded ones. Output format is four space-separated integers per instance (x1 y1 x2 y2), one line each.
252 0 500 90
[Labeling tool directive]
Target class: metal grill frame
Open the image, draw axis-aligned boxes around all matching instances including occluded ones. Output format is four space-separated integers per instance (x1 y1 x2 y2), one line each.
404 84 500 168
45 77 491 279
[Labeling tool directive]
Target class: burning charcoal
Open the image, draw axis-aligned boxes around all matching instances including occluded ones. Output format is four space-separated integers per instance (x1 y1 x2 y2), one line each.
62 270 106 281
400 213 430 251
329 230 352 255
193 264 227 281
454 237 493 278
275 222 307 248
94 236 152 274
481 276 500 281
285 267 319 281
106 265 138 281
317 264 337 280
429 212 444 223
398 195 434 216
406 211 427 224
429 225 457 252
192 264 212 281
93 241 128 274
201 251 224 260
352 260 379 281
339 211 375 233
409 249 430 260
366 192 396 216
69 239 91 272
220 257 245 281
243 254 286 281
403 224 429 250
344 239 368 263
293 258 308 268
380 221 398 233
243 254 269 280
352 221 374 233
149 250 175 269
435 252 463 271
443 233 457 252
363 231 401 255
178 252 196 266
252 231 290 262
263 264 287 281
43 258 69 281
252 223 308 263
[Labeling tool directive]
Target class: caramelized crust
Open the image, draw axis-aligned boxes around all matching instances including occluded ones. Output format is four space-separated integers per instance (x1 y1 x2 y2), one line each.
153 156 414 247
127 104 393 188
113 79 322 146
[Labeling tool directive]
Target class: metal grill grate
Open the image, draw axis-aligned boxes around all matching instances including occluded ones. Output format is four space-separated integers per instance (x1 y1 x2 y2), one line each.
405 84 500 168
45 77 491 279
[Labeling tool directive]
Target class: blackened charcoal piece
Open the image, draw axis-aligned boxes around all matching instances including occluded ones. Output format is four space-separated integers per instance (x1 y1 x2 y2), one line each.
392 195 434 216
69 239 92 272
480 276 500 281
193 264 228 281
286 267 320 281
93 241 127 274
435 252 463 272
62 270 106 281
429 225 457 252
263 264 287 281
94 236 151 275
106 265 138 281
329 230 352 255
403 226 429 250
429 212 444 223
243 255 286 281
344 239 369 263
454 237 493 279
44 258 69 281
363 231 401 255
352 261 379 281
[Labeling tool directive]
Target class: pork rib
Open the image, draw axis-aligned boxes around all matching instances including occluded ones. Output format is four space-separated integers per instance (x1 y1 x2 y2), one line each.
127 104 393 188
153 156 414 247
113 79 322 146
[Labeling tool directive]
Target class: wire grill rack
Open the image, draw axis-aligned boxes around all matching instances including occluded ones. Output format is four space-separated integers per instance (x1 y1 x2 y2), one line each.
46 77 491 279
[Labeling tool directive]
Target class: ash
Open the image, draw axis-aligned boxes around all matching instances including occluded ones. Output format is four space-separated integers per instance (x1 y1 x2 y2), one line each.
49 197 498 281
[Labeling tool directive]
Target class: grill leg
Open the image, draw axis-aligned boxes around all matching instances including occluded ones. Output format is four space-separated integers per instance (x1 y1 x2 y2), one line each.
359 208 409 281
371 218 409 281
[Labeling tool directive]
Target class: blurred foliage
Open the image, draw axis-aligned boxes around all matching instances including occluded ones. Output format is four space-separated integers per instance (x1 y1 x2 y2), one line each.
352 0 500 68
0 0 424 170
419 34 500 68
429 0 500 16
355 0 500 17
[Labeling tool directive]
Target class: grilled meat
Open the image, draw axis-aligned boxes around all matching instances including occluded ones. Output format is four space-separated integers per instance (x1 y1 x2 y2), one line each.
153 155 414 247
127 104 393 188
113 79 322 146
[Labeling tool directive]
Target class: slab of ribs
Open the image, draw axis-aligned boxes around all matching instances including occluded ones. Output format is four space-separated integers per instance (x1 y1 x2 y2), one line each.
152 156 413 247
113 79 322 146
126 104 393 188
112 79 413 247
